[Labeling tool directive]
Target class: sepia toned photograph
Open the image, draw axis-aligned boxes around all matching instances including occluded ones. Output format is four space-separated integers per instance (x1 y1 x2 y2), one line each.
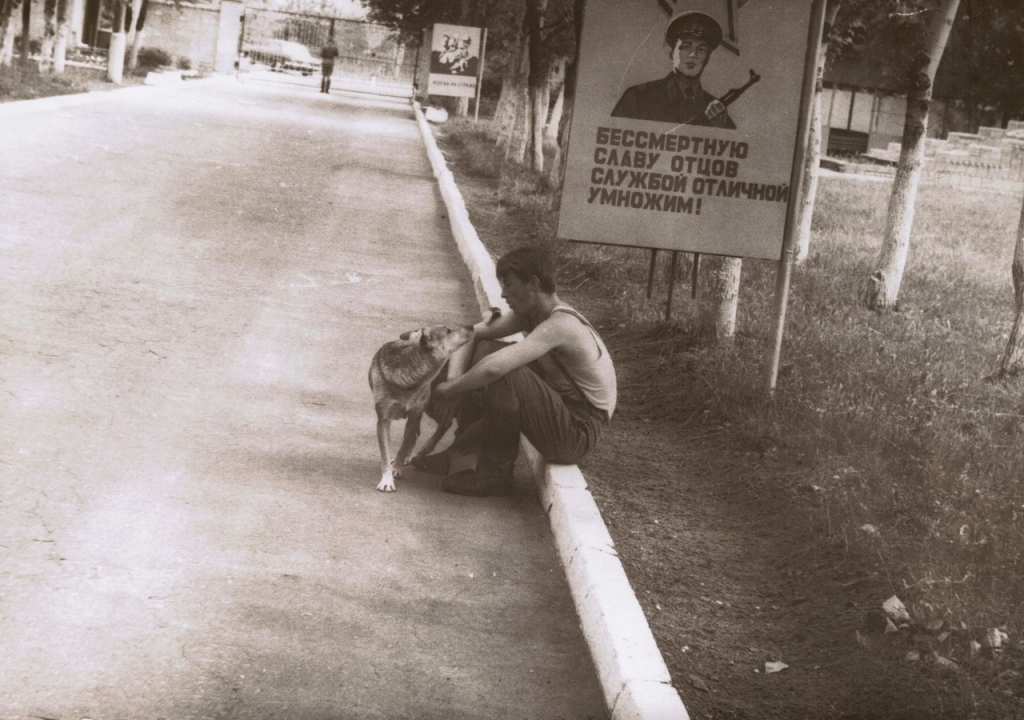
2 0 1023 718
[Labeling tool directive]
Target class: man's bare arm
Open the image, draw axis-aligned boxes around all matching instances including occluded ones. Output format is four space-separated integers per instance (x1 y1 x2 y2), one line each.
447 308 525 379
438 321 561 398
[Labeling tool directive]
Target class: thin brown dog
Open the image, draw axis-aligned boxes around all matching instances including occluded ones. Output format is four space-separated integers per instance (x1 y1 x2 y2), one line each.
367 310 500 492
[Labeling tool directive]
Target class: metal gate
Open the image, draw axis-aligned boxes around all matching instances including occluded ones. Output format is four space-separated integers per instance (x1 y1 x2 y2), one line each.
237 10 419 99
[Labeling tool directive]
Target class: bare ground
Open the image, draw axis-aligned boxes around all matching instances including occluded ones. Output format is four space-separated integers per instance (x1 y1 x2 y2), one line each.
433 125 1023 720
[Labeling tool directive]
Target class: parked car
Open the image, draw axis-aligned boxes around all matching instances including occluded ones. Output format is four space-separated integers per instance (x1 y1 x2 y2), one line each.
242 39 321 76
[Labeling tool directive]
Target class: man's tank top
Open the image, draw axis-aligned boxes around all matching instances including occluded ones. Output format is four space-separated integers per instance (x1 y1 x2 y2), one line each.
530 305 617 419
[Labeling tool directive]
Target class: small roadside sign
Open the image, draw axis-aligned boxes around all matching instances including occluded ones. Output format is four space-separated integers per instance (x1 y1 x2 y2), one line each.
427 23 484 99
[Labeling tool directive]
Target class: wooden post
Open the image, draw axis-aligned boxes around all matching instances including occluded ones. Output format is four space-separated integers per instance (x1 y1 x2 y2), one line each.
691 253 700 299
665 251 679 321
646 249 658 299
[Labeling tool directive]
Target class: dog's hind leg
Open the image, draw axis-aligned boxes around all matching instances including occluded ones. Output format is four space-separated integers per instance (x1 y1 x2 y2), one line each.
376 415 398 492
393 409 422 475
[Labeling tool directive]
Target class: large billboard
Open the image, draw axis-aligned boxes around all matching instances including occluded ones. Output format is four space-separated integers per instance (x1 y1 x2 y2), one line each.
557 0 816 261
427 24 483 98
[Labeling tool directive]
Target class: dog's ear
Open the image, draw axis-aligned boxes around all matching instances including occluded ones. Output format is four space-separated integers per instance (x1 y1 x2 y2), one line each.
419 329 429 349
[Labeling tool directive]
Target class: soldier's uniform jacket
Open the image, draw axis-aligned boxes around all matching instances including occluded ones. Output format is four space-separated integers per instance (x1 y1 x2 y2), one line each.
611 72 735 129
320 43 339 68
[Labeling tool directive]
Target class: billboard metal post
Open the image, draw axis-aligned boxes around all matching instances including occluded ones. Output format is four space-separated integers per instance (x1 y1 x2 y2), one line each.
665 251 679 322
691 253 700 299
765 0 828 394
474 28 488 121
646 249 658 299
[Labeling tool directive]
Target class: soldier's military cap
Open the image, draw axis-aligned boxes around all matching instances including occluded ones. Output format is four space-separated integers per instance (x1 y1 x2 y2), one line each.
665 11 723 52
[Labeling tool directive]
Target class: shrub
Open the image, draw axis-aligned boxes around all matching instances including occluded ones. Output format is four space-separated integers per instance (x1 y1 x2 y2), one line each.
176 56 192 71
136 47 173 70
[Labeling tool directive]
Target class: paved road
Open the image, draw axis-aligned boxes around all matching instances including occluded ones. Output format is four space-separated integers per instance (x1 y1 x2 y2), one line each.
0 78 604 719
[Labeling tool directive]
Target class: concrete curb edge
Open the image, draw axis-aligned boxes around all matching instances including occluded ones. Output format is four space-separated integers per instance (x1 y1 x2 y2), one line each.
413 102 690 720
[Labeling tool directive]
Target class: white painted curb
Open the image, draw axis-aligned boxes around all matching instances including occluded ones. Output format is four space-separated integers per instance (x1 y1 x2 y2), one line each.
413 102 689 720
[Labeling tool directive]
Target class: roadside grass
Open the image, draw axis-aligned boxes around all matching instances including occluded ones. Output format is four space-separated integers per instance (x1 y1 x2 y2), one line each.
1 62 153 104
438 116 1024 686
0 64 84 102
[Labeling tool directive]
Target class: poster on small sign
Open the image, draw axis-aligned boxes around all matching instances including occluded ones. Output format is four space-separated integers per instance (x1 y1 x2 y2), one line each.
428 23 483 98
557 0 816 261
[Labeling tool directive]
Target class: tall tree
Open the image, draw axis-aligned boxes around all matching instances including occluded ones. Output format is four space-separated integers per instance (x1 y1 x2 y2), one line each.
0 0 22 67
863 0 960 311
547 0 583 193
795 0 842 265
524 0 546 171
126 0 149 72
107 0 128 83
938 0 1024 127
41 0 57 69
51 0 69 74
18 0 28 67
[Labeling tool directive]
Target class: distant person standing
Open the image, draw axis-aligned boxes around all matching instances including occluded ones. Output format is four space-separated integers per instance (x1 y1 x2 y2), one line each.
320 36 339 93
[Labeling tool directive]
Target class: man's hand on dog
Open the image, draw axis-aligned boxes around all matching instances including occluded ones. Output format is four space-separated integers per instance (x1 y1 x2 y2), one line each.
434 380 455 400
430 391 459 425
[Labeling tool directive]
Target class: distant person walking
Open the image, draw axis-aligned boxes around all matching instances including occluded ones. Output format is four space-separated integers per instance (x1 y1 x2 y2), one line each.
320 37 339 93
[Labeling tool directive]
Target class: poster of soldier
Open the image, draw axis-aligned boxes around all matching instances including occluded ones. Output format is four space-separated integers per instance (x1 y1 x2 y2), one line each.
427 23 483 98
557 0 816 260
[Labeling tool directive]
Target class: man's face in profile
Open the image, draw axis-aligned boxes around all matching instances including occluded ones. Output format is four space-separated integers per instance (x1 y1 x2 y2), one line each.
672 39 709 78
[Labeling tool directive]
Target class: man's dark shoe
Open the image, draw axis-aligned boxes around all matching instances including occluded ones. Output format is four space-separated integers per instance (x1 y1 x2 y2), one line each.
443 468 513 497
408 452 451 475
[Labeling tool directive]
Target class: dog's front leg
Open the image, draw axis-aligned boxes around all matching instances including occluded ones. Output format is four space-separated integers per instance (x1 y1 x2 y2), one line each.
393 410 422 475
376 416 397 492
415 422 449 460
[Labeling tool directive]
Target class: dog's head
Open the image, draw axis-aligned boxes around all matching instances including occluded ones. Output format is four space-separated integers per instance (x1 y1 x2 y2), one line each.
398 310 500 358
399 324 474 360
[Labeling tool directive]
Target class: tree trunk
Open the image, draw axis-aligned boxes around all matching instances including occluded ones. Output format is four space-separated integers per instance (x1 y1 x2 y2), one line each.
545 62 565 142
52 19 67 73
125 0 145 71
525 0 547 172
0 18 15 67
796 0 841 265
697 256 742 340
40 0 56 69
547 0 584 196
19 0 29 67
127 27 145 70
530 80 548 171
500 17 530 164
864 0 960 311
494 13 526 146
999 198 1024 377
452 0 473 117
494 79 514 136
0 0 17 67
107 1 127 83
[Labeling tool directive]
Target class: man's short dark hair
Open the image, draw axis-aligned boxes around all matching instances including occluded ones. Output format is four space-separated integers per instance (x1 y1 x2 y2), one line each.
496 246 557 293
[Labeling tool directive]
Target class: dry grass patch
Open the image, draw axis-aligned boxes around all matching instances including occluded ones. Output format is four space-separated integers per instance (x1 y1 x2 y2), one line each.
435 115 1024 716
